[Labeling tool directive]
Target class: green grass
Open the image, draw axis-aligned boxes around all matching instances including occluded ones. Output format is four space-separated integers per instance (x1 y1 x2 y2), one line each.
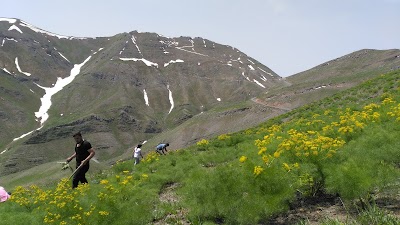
1 70 399 224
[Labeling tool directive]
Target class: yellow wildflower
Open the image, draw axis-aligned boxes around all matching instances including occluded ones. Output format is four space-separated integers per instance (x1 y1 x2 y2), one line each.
253 166 264 176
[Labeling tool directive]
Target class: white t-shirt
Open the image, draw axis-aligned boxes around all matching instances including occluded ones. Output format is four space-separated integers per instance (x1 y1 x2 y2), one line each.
134 147 141 158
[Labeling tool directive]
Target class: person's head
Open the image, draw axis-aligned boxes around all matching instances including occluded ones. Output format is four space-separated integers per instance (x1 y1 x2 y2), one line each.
137 144 142 148
73 132 83 143
166 143 169 147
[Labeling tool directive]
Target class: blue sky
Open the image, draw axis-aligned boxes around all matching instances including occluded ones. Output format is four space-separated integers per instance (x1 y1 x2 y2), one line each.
1 0 399 76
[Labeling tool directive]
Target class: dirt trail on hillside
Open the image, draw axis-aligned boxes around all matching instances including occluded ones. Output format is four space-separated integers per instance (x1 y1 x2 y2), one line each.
251 97 291 112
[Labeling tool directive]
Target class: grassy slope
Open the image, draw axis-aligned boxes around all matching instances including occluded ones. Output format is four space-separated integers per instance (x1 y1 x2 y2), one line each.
260 49 400 110
1 71 399 225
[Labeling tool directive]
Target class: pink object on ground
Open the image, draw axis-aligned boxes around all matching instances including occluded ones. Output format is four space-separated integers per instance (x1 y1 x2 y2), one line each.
0 186 10 202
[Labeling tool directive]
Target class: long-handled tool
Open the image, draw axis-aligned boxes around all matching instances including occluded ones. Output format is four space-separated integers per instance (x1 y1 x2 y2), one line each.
68 163 85 180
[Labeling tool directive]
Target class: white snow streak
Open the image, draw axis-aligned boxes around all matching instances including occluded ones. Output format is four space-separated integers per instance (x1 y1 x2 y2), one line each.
247 59 255 64
203 39 206 47
248 65 255 70
19 21 71 39
119 47 125 55
131 35 142 55
260 75 268 82
2 68 12 74
258 67 274 76
30 89 34 93
253 79 266 88
98 47 104 51
0 149 7 155
0 18 17 23
1 37 17 47
241 72 250 81
18 20 89 40
217 98 221 102
13 126 43 141
164 59 184 67
176 47 209 57
143 89 149 106
15 57 31 76
167 85 174 114
119 58 158 68
176 40 208 57
35 55 92 125
58 52 70 62
8 25 23 33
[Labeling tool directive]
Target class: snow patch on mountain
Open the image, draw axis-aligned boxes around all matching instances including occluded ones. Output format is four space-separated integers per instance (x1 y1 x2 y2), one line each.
143 89 149 106
18 20 89 40
58 52 70 63
2 38 18 46
8 24 23 33
164 59 184 67
19 20 71 39
247 59 255 64
131 35 142 56
217 98 221 102
2 68 12 75
120 58 158 68
248 65 255 70
258 67 274 76
260 75 268 82
15 57 31 76
253 79 266 88
176 40 208 57
167 85 174 114
35 55 93 125
0 18 16 23
13 126 43 142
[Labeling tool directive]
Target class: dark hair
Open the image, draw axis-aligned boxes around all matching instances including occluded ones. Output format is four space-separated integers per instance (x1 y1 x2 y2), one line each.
166 143 169 146
73 132 82 137
137 144 142 148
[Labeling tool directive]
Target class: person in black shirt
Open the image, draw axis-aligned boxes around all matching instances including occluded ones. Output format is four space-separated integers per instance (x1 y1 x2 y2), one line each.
66 132 96 188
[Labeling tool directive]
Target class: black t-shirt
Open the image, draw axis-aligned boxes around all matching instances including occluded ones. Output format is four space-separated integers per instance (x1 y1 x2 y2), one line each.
75 141 92 164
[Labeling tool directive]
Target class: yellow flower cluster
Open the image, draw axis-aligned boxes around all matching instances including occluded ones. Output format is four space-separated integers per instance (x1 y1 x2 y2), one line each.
9 178 113 224
218 134 231 141
253 166 264 176
248 93 399 177
196 139 209 146
143 151 159 163
239 156 247 163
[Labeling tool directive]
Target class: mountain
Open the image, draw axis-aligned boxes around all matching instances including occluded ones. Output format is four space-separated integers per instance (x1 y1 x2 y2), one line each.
0 18 284 175
1 18 399 177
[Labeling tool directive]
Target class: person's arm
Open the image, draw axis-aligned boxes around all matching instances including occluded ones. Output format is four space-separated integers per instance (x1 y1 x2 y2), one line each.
66 152 76 163
81 148 95 165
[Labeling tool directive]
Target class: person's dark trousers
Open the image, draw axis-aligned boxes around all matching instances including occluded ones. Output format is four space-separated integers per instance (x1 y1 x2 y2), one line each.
72 163 90 188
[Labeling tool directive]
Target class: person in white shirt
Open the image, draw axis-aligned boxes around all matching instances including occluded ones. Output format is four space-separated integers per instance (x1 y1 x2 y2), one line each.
132 144 144 165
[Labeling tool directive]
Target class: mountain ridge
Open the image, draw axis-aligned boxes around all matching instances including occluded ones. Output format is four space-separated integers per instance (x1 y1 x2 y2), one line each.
1 17 399 177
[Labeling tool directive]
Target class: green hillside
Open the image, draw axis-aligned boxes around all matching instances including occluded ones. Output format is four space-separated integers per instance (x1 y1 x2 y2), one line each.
1 70 399 224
